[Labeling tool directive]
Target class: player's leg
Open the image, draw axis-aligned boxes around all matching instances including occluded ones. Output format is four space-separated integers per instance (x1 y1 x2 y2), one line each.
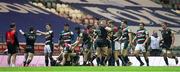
119 43 126 66
66 53 71 66
26 45 35 66
45 53 49 66
23 53 28 66
7 44 13 66
101 46 108 66
70 52 78 66
167 50 179 65
49 44 56 66
24 46 32 66
45 44 55 66
114 50 120 66
104 40 112 65
90 49 96 66
11 46 17 67
114 41 122 66
26 52 34 66
96 47 101 66
142 52 149 66
75 53 80 66
122 48 128 65
56 52 63 65
83 48 88 65
134 44 144 66
57 52 63 61
95 39 101 66
142 46 149 66
11 53 17 67
87 49 92 65
44 45 49 66
122 41 131 66
7 54 12 66
48 52 56 66
60 52 67 65
162 49 169 65
118 51 125 66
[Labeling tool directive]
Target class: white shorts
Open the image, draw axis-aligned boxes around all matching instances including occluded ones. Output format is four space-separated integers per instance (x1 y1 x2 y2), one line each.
44 45 52 54
114 41 121 50
120 43 125 50
135 44 146 52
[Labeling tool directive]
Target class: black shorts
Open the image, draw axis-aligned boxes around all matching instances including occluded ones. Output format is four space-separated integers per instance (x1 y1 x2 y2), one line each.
162 43 171 49
25 45 34 53
7 44 18 54
95 38 110 48
150 49 162 56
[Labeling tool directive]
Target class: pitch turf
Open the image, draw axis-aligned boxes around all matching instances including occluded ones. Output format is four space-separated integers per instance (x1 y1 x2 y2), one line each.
0 66 180 72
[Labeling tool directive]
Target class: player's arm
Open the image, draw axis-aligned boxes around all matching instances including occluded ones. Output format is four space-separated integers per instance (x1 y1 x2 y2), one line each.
71 37 80 47
14 32 20 49
148 37 151 45
113 32 119 41
128 29 132 46
132 35 137 45
71 34 83 49
19 29 25 35
37 30 51 35
143 31 149 46
36 31 42 36
114 36 120 41
105 26 112 32
171 31 175 48
58 33 63 50
71 32 75 43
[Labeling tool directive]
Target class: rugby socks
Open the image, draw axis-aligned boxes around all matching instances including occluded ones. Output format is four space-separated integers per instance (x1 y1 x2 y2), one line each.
90 55 96 62
90 56 96 66
23 61 26 66
122 56 128 65
26 59 32 66
83 61 86 65
45 59 49 66
172 56 179 64
96 57 100 66
118 55 125 66
49 57 56 66
104 58 108 65
145 58 149 66
124 56 129 64
136 56 144 66
126 56 130 62
164 57 169 65
101 56 105 66
66 61 71 66
116 60 120 66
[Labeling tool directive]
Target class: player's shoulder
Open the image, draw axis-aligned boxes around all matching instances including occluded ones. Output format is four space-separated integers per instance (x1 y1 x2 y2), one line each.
127 27 132 32
167 28 173 32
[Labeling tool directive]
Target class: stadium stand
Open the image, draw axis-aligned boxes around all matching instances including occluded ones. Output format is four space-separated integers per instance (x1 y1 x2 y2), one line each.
0 0 180 66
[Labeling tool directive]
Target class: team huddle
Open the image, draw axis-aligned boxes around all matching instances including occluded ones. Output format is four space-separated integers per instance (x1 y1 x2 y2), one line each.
5 19 179 67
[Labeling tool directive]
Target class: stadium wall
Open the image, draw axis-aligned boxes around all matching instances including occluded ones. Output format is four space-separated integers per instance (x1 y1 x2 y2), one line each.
0 55 179 67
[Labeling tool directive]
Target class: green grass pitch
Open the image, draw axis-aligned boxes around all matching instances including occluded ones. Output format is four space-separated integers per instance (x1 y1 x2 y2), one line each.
0 66 180 72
